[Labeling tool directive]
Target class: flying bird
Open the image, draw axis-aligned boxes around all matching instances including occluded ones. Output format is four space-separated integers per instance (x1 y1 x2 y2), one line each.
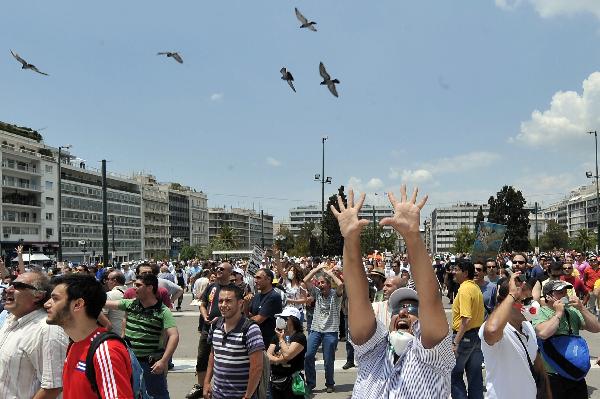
10 50 48 76
319 62 340 97
157 51 183 64
280 68 296 93
295 8 317 31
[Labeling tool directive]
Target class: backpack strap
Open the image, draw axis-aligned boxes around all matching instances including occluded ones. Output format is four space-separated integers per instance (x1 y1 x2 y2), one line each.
85 331 128 398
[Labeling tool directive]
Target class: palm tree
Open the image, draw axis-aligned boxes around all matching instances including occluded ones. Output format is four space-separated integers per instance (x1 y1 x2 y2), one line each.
218 223 237 248
572 228 594 252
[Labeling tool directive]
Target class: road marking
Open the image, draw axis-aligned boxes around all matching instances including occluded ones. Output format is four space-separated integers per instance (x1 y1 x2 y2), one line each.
170 358 356 374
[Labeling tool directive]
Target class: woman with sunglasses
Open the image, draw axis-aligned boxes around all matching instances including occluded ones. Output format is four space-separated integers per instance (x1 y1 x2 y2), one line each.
267 306 307 399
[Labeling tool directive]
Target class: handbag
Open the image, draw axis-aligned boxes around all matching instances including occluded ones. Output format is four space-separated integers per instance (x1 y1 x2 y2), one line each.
291 371 306 395
270 374 291 392
514 331 549 399
537 311 590 381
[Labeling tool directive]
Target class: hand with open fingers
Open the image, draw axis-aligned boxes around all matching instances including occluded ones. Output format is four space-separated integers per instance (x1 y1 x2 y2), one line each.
329 189 370 239
379 185 427 236
16 245 23 255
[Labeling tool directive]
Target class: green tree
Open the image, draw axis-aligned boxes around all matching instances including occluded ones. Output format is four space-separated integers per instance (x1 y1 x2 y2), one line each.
360 224 398 255
274 226 295 254
179 244 196 260
475 206 485 233
487 186 530 251
322 186 347 256
452 226 476 253
570 228 596 252
217 223 237 248
539 220 569 251
289 221 321 257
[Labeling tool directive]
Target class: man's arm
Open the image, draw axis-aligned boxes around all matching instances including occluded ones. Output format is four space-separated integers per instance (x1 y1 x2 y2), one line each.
535 301 564 340
97 312 112 331
32 388 62 399
151 326 179 374
483 273 524 345
303 264 325 290
245 351 263 399
380 186 448 348
171 285 184 303
324 268 344 296
203 351 215 399
331 190 375 345
104 300 120 310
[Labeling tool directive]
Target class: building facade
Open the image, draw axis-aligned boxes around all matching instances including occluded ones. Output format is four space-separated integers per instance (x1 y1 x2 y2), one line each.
209 208 274 249
60 163 142 263
542 184 599 237
431 203 489 253
134 175 170 260
0 123 59 258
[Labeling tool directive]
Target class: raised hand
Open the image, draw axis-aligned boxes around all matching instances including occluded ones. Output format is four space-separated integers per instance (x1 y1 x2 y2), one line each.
379 185 427 237
330 189 370 239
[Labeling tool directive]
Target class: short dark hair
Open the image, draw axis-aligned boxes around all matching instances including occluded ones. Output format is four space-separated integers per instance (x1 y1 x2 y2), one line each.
51 274 106 319
138 274 158 294
109 271 126 285
288 315 304 333
258 268 274 282
220 284 244 300
136 262 159 275
550 262 564 274
457 260 476 279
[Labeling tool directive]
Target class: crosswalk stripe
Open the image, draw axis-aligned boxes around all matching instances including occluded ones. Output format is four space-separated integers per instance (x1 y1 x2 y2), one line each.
170 358 356 374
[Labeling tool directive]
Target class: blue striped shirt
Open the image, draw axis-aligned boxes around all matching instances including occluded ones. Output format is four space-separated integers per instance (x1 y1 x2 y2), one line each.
209 318 265 399
351 320 455 398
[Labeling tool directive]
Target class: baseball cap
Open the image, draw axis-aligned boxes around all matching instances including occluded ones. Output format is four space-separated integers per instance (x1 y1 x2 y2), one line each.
388 287 419 315
232 267 245 276
275 306 301 320
542 280 573 297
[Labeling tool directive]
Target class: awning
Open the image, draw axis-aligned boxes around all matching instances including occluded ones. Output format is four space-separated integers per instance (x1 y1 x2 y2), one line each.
12 253 51 262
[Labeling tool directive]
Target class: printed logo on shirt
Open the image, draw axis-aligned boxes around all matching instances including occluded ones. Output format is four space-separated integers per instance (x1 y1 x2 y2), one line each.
76 361 86 372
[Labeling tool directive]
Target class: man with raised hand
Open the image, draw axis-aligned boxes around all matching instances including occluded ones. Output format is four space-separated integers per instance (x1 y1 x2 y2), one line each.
331 185 454 399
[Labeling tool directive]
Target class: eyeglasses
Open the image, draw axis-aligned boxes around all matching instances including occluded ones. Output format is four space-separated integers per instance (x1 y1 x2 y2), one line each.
513 260 526 264
563 266 573 270
10 281 38 291
397 303 419 316
521 297 534 306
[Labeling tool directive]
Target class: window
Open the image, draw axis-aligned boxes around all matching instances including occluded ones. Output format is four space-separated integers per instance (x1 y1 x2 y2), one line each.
46 213 53 221
45 181 53 190
45 165 53 173
46 228 53 236
46 196 54 205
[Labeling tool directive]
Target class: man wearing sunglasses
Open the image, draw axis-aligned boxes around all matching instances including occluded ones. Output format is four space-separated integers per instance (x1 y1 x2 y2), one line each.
512 253 542 302
331 186 454 399
0 272 68 398
480 273 548 398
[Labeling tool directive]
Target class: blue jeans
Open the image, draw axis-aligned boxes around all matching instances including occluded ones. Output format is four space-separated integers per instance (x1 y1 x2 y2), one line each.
140 360 170 399
304 331 338 389
345 316 354 362
451 330 484 399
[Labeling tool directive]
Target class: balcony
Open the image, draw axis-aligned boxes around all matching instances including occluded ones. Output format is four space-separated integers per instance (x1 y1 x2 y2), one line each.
2 192 41 208
2 180 41 192
2 161 41 175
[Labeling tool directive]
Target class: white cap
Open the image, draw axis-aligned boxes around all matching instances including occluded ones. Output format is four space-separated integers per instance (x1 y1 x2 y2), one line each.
275 306 301 320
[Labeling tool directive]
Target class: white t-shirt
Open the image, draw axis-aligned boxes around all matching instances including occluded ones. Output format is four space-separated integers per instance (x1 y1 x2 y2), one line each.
478 320 538 399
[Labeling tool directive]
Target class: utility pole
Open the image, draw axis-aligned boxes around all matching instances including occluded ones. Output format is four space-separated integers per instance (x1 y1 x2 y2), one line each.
261 210 265 249
102 160 109 266
589 131 600 252
535 202 539 249
321 137 326 253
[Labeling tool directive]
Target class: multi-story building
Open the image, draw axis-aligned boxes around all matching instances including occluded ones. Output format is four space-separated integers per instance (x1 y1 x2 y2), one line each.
431 203 489 253
60 162 142 263
0 122 59 257
543 184 599 237
189 190 209 247
133 174 170 259
209 208 274 249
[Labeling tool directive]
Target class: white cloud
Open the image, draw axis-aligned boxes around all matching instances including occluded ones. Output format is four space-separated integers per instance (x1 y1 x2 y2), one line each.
366 177 384 190
266 157 281 167
400 169 434 183
210 93 224 102
346 176 364 192
511 72 600 146
515 172 577 194
496 0 600 19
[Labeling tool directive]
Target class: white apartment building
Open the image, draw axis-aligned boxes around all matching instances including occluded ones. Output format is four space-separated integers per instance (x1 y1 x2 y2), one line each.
431 203 489 253
543 184 599 237
209 208 274 249
0 123 59 258
134 174 170 259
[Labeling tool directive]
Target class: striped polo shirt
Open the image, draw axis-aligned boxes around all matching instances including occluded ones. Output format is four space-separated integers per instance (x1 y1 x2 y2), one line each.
351 319 455 398
309 287 342 333
209 317 265 399
118 298 176 357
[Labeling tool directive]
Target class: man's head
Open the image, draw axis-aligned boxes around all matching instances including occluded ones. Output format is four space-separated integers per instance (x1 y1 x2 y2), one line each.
218 284 244 320
369 268 386 289
136 262 159 276
254 268 274 292
383 276 407 300
134 274 159 300
511 253 528 274
590 257 600 270
548 262 564 280
160 265 169 274
215 262 232 284
542 280 573 305
485 258 498 277
496 277 536 322
45 274 106 327
474 263 486 282
392 261 401 274
388 288 419 334
107 271 125 290
563 262 575 277
4 271 50 318
316 274 332 294
74 265 90 274
453 260 475 284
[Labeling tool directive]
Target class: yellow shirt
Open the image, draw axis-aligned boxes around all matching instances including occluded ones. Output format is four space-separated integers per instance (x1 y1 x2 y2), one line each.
594 278 600 290
452 279 485 331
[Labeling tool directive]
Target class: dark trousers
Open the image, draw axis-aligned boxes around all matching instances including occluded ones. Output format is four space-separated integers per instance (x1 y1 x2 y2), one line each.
339 310 346 339
548 374 588 399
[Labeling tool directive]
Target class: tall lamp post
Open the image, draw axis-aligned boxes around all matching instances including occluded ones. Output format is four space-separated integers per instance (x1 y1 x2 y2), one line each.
314 136 331 253
57 144 72 262
587 130 599 252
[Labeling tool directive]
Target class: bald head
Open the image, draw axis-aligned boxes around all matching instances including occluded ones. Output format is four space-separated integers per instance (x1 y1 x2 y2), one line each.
383 276 407 300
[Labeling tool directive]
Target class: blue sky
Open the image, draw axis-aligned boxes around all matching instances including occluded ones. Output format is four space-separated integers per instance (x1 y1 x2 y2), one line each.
2 0 600 221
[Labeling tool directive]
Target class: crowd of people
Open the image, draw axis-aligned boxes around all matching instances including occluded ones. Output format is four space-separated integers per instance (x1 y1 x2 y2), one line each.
2 186 600 398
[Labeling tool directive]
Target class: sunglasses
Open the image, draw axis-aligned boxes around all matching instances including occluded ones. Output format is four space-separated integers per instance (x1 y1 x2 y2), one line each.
397 303 419 316
563 266 573 270
10 281 38 291
521 297 534 306
513 260 526 264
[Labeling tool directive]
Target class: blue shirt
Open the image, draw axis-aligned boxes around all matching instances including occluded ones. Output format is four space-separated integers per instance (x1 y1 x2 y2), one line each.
479 281 497 318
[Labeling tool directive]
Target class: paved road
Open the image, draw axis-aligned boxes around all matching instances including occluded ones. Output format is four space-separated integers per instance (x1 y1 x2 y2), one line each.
167 293 600 398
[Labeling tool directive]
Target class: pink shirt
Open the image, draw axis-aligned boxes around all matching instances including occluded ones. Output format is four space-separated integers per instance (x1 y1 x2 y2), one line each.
574 261 589 275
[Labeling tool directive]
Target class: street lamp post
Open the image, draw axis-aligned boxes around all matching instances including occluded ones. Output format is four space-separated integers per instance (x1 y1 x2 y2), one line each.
588 131 600 251
314 136 331 254
57 144 72 262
